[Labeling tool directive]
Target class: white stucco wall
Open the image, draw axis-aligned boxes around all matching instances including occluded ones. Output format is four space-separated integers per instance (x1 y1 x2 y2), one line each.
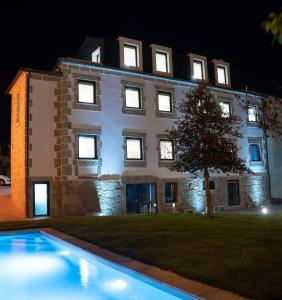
70 69 265 179
29 78 57 177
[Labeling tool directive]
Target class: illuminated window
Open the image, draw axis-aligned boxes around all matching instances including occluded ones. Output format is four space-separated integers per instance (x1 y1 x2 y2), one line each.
160 140 174 160
156 51 169 73
91 47 101 63
217 65 228 84
124 44 138 67
193 60 204 80
248 106 257 122
78 81 95 104
165 183 177 203
158 92 172 112
78 135 97 159
219 101 231 117
125 86 141 109
250 144 261 161
126 138 143 160
33 182 49 216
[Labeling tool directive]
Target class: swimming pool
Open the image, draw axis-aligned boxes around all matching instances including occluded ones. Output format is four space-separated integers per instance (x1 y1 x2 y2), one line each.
0 231 198 300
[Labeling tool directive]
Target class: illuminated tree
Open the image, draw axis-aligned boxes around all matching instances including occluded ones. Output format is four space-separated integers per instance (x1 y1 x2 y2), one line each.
167 84 249 217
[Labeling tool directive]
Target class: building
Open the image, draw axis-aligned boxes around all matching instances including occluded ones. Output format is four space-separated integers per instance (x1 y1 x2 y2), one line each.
6 36 269 218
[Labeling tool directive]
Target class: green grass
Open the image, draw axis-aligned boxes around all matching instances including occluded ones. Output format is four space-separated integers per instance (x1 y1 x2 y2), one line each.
1 214 282 299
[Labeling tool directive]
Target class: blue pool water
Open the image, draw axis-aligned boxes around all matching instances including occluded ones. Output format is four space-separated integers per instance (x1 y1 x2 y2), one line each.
0 231 197 300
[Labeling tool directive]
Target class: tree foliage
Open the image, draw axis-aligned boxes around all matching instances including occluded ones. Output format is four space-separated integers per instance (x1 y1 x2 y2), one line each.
167 84 250 217
263 10 282 45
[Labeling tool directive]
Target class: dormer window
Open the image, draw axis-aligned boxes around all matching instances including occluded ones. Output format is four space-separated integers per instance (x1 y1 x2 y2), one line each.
156 51 169 73
91 47 101 63
118 37 143 71
217 65 228 85
124 44 138 67
151 44 173 77
187 53 208 82
212 59 231 87
193 60 204 80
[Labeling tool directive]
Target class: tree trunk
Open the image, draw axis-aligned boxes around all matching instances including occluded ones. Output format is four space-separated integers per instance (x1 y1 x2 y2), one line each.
263 130 272 203
204 168 213 217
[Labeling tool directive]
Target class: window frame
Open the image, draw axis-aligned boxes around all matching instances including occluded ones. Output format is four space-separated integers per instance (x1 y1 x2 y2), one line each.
77 80 96 104
155 50 169 73
247 105 258 123
157 91 172 112
124 43 139 68
125 137 143 161
77 134 98 160
160 139 174 161
91 47 101 63
165 182 178 203
217 65 228 85
249 143 262 162
192 59 204 80
124 86 141 109
219 100 232 118
203 180 216 191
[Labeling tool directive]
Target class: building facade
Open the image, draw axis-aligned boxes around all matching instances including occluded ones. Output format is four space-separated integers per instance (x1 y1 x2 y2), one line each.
7 36 269 218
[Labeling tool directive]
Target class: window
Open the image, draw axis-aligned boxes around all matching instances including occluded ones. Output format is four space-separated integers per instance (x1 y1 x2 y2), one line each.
193 60 204 80
248 106 257 122
160 140 174 160
217 65 228 84
125 86 141 109
203 180 215 190
250 144 261 161
91 47 101 63
33 182 50 217
156 51 169 73
124 44 138 67
126 138 143 160
219 101 231 117
158 92 172 112
78 81 96 104
78 135 97 159
165 183 177 203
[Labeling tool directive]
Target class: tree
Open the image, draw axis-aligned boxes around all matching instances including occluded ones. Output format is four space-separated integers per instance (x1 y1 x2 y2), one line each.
263 10 282 45
167 84 249 217
239 94 282 200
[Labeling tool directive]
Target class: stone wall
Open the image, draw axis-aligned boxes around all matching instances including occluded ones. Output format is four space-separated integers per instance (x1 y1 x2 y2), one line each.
10 72 28 218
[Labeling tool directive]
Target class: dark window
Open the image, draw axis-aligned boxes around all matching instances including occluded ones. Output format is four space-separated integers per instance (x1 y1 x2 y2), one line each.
227 180 240 206
78 135 97 159
126 137 143 160
78 80 96 104
125 86 141 109
165 183 177 203
203 180 215 190
250 144 261 161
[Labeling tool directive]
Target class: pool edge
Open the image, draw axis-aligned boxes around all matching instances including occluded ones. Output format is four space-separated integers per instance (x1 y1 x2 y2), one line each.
0 228 249 300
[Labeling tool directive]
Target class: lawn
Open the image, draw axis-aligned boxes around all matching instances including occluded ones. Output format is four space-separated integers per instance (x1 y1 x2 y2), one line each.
0 213 282 300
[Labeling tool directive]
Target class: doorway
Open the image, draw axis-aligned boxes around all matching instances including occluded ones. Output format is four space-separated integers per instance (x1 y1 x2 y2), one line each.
227 180 240 206
126 184 157 214
33 182 50 217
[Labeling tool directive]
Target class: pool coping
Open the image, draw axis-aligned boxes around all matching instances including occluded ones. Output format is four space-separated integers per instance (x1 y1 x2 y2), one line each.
1 228 248 300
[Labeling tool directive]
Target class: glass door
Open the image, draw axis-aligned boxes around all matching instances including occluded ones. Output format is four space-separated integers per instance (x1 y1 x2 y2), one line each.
33 182 50 216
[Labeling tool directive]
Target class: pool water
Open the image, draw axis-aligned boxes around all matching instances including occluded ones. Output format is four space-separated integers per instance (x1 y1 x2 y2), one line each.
0 231 197 300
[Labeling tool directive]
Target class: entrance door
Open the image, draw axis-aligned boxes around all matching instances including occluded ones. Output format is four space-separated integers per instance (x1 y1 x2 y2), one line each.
126 184 157 214
227 180 240 206
33 182 50 216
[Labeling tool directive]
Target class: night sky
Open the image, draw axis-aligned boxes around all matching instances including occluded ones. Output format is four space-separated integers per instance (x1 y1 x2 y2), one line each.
0 1 281 143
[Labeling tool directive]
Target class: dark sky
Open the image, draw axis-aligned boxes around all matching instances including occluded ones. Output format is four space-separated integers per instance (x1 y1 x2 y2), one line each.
0 1 281 143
